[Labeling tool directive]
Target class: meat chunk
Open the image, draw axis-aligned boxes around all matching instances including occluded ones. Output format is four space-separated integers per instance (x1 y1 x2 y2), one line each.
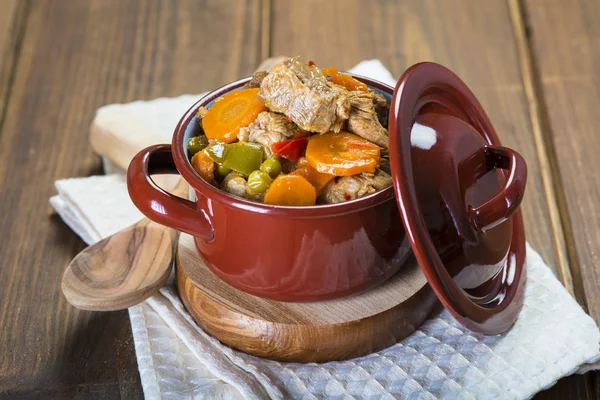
255 111 298 136
370 89 389 127
346 91 389 148
244 71 268 89
320 169 392 204
258 57 351 133
221 172 264 201
379 154 391 174
370 89 388 108
238 111 299 156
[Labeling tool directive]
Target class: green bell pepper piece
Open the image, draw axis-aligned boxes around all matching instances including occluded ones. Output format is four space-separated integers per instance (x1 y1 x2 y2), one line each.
221 142 263 177
205 142 229 163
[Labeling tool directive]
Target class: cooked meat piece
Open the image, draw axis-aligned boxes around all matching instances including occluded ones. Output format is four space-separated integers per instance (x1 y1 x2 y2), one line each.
370 89 389 127
244 71 268 89
347 91 389 148
221 172 264 201
237 127 250 143
320 169 392 204
258 57 351 133
238 111 299 156
255 110 298 135
370 89 388 108
379 155 391 174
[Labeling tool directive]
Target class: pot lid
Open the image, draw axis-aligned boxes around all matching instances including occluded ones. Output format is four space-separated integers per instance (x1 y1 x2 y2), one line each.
387 62 528 335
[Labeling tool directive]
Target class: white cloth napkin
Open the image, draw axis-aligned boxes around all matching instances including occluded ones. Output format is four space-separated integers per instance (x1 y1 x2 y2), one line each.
51 61 600 399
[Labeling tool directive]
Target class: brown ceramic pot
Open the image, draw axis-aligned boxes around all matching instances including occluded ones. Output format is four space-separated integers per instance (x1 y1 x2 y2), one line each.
127 77 407 302
127 66 526 326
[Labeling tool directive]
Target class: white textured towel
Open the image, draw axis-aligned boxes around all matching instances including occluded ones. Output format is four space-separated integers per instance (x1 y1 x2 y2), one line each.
51 60 600 399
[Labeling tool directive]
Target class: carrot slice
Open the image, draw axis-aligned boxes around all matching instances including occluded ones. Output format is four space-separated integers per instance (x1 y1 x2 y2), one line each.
322 67 369 92
291 158 335 195
202 88 267 143
305 132 381 176
191 150 215 183
264 175 316 206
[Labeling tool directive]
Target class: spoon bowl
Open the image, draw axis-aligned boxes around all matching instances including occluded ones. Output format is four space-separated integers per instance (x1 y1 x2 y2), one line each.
62 179 187 311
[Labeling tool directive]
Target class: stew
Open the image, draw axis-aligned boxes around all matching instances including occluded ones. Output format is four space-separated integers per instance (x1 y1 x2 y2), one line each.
187 57 392 206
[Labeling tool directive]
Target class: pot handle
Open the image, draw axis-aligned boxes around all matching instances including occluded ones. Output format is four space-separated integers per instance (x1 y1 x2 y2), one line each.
127 144 214 241
468 145 527 232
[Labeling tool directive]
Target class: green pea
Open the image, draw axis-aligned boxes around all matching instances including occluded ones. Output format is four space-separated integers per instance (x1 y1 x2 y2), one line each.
260 155 282 179
216 164 232 176
187 136 209 155
247 170 272 193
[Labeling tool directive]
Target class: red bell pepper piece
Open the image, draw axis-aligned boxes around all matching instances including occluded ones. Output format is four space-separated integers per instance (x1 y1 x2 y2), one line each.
271 136 308 162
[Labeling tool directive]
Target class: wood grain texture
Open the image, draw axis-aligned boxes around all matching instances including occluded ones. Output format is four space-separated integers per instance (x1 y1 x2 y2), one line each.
62 218 177 311
0 0 27 132
523 0 600 322
0 0 262 396
177 234 436 362
0 0 18 52
522 0 600 397
0 0 20 82
508 0 577 297
533 373 595 400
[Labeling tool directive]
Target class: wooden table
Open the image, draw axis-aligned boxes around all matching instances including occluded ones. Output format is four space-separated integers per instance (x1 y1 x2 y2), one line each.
0 0 597 398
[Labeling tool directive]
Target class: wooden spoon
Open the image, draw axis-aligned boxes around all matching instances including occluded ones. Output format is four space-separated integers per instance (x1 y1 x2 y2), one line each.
62 178 187 311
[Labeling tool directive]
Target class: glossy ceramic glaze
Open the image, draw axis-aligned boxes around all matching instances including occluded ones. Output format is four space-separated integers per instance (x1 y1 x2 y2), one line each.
389 62 527 334
127 68 527 308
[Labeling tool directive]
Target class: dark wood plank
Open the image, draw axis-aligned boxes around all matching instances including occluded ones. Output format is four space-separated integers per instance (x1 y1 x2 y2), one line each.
536 378 598 400
0 0 263 396
0 0 19 67
0 0 27 130
521 0 600 397
0 0 17 42
523 0 600 327
534 373 595 400
271 0 593 397
0 0 20 69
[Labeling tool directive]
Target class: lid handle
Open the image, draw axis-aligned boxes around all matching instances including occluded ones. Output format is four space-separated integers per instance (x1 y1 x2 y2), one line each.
468 146 527 232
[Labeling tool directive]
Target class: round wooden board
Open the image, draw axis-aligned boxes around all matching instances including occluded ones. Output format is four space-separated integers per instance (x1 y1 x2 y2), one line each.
176 233 437 362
